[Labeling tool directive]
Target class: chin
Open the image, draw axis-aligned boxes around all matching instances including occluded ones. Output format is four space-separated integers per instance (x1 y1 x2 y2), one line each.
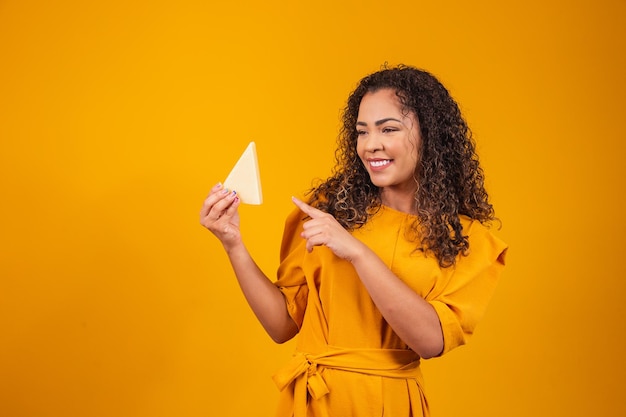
370 180 388 188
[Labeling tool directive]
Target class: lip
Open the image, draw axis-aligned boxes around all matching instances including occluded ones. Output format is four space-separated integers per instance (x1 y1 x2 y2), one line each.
366 158 393 172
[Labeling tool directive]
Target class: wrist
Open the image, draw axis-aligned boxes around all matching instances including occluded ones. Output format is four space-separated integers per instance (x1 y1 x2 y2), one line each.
223 238 245 257
348 241 370 265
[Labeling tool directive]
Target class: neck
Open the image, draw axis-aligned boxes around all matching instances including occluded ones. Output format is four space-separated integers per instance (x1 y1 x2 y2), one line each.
380 188 417 214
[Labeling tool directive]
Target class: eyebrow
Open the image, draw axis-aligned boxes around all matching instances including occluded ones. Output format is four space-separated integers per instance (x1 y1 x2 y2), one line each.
356 117 403 127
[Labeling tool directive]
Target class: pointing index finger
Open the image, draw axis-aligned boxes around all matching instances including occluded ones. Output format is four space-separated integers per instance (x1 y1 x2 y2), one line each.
291 196 323 218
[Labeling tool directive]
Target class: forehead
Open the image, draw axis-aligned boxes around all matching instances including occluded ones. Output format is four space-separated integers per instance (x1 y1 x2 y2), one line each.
358 88 414 120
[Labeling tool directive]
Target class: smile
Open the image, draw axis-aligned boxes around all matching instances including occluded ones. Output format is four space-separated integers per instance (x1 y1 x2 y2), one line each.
369 159 392 168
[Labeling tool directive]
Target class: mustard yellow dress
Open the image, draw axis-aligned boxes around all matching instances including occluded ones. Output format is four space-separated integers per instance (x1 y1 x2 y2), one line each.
273 205 508 417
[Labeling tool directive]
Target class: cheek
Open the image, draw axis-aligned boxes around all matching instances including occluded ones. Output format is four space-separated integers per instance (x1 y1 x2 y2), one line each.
409 144 419 163
407 135 421 163
356 139 365 159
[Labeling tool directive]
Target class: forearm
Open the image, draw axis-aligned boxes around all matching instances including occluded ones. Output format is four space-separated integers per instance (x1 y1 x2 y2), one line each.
225 242 299 344
350 243 444 358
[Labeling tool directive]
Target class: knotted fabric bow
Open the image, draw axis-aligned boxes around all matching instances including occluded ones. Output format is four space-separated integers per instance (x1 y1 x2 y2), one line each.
273 346 423 417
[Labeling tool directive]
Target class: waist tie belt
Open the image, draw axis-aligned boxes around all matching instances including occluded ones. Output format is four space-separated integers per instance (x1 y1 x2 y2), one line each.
272 346 423 417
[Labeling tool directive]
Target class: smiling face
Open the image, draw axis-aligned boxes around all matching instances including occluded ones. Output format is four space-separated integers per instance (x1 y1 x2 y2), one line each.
356 88 421 206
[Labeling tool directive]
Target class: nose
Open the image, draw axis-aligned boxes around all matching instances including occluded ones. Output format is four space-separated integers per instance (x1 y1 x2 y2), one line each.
363 132 383 153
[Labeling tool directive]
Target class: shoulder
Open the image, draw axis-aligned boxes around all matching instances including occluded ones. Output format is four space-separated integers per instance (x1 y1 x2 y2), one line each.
460 216 508 266
279 206 307 261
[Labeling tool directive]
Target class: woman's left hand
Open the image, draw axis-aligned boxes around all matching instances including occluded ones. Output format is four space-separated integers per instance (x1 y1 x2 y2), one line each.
292 196 365 262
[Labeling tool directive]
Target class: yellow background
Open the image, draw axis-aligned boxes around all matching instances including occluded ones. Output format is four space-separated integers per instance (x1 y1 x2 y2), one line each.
1 1 624 416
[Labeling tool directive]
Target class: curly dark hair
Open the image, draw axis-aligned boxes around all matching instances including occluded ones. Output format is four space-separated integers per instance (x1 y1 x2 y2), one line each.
307 64 496 267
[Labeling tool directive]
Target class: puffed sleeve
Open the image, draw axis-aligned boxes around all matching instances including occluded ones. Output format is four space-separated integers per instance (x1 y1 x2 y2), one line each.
427 220 508 356
274 207 309 329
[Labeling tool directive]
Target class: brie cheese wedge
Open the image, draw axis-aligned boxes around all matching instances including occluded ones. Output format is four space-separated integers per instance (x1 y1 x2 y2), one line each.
223 142 263 205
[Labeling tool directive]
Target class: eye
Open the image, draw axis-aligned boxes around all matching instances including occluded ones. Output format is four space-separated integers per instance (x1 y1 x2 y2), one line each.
356 130 367 136
382 127 398 134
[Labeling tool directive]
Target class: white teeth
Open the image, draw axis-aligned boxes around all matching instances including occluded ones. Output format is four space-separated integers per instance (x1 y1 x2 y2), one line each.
370 160 391 167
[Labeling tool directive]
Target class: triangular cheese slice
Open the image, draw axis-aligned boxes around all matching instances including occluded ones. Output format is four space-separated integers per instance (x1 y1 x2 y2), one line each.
223 142 263 205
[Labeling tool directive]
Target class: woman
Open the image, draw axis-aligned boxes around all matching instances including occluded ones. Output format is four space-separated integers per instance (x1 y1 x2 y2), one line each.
200 65 507 417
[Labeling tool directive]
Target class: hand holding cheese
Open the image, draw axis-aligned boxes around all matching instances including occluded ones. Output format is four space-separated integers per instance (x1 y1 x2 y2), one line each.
223 142 263 205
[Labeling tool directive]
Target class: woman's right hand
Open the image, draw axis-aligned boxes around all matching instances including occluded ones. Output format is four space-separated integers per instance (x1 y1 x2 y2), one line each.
200 182 242 249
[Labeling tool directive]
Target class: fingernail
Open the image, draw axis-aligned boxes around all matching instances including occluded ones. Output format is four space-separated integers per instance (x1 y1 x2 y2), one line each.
221 188 230 194
232 190 237 195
